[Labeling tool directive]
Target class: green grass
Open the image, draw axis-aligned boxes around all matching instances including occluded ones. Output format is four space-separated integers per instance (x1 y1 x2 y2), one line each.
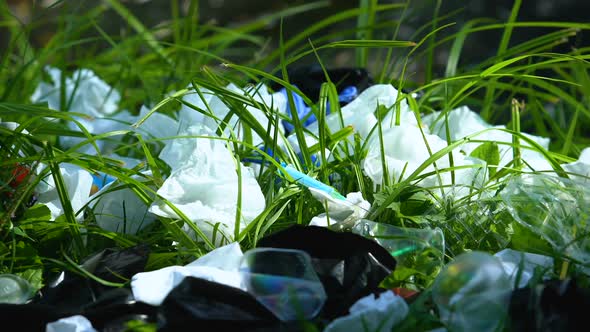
1 1 590 330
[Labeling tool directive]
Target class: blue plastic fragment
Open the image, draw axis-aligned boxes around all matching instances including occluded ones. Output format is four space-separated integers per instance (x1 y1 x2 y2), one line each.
279 162 346 200
281 85 358 135
91 172 116 194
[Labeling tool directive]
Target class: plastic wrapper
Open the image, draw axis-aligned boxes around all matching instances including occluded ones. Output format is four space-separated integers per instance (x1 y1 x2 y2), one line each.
46 315 97 332
240 248 326 321
158 277 299 332
256 225 397 319
494 248 554 289
38 244 150 312
431 251 512 332
149 123 266 247
351 219 445 283
500 174 590 272
323 290 409 332
0 274 35 304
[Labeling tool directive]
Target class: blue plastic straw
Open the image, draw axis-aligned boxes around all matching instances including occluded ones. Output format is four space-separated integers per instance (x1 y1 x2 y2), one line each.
279 162 346 200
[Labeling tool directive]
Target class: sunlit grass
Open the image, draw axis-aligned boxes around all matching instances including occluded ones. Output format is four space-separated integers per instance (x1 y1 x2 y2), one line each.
1 0 590 330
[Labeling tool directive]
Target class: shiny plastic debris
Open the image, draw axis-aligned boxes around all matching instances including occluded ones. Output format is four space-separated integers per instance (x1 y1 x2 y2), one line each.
431 251 512 332
352 219 445 280
257 225 397 319
500 174 590 272
45 315 97 332
323 290 409 332
0 274 35 304
494 248 554 289
240 248 327 321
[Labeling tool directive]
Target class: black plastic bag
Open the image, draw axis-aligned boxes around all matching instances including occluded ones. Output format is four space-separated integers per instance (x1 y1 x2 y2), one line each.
158 276 305 332
256 225 397 320
267 65 373 104
508 277 590 331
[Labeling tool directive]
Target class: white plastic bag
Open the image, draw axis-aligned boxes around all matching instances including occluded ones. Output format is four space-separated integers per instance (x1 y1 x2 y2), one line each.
149 124 265 247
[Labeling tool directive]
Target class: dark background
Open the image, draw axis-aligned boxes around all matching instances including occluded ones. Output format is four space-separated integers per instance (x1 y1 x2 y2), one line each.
2 0 589 80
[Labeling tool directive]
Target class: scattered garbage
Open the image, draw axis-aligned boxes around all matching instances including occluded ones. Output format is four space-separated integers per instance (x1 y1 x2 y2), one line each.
0 274 35 304
431 251 512 332
46 315 97 332
257 224 397 320
148 123 266 247
352 219 445 282
494 248 554 289
500 173 590 273
240 248 326 321
323 290 409 332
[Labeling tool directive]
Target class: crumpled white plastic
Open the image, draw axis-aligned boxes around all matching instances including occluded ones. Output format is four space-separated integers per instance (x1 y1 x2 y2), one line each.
424 106 552 171
494 248 554 289
180 83 286 148
308 187 371 229
134 105 183 142
149 124 266 247
45 315 97 332
131 242 244 306
563 147 590 183
306 84 416 142
90 170 157 235
362 125 487 197
323 290 409 332
35 163 93 221
30 66 135 154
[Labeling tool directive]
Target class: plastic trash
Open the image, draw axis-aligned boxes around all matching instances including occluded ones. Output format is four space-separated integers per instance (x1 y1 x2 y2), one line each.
268 66 372 105
39 244 150 311
362 125 486 196
323 290 409 332
562 146 590 184
351 220 445 282
0 274 35 304
256 225 397 320
132 242 245 306
90 171 157 235
279 85 359 134
431 251 512 332
240 248 327 321
308 188 371 229
494 248 554 289
499 173 590 273
423 106 552 171
46 315 97 332
158 276 285 331
35 163 93 221
149 123 266 247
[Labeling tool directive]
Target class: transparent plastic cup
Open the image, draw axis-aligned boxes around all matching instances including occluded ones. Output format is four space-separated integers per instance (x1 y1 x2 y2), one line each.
352 219 445 278
240 248 327 321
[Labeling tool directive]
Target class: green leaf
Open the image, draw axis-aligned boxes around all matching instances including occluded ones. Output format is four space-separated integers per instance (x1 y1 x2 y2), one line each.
21 204 51 222
470 141 500 177
16 268 44 291
510 222 554 256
